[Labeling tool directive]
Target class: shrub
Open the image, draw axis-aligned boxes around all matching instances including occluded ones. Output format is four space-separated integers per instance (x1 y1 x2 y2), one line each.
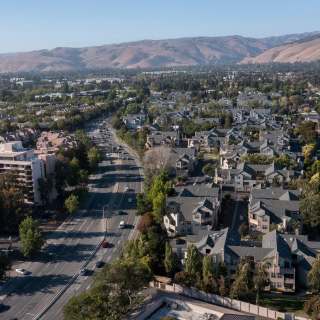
137 212 153 234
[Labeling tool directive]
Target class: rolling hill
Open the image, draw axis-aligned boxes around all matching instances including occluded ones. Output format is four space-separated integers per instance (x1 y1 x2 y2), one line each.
241 35 320 64
0 32 319 72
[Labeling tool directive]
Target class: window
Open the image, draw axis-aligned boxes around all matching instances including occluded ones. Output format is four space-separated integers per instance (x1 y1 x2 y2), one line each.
277 282 282 288
277 273 282 278
271 282 276 287
271 273 276 278
262 225 268 229
263 217 268 222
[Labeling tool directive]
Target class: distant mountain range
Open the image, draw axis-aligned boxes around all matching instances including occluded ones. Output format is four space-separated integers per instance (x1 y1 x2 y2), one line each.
0 31 320 73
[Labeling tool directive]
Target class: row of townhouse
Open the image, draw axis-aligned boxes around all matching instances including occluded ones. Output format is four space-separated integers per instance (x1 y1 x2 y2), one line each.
214 162 301 192
145 130 198 177
36 131 78 154
0 128 39 145
167 147 198 177
164 184 222 236
219 130 302 169
122 112 147 130
146 131 180 149
249 186 302 234
188 128 238 152
171 228 320 292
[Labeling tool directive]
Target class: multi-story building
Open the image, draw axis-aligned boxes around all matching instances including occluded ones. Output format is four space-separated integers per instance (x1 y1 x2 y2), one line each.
172 229 320 292
0 141 57 205
249 187 301 233
214 162 301 192
164 184 221 236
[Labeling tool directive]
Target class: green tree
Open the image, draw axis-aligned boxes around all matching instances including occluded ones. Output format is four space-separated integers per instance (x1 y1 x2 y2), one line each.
0 252 11 280
230 256 253 299
299 121 318 144
136 193 153 216
185 245 201 279
95 258 153 306
307 255 320 293
202 163 217 177
252 262 269 305
88 147 102 170
202 256 214 281
312 160 320 175
38 176 53 205
55 155 72 196
238 223 249 238
273 154 297 170
65 194 80 215
240 154 271 165
300 182 320 228
0 171 26 231
152 192 166 224
164 242 177 276
304 296 320 320
19 217 44 258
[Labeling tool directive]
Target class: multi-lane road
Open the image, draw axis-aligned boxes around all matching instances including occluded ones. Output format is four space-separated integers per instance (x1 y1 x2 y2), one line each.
0 119 143 320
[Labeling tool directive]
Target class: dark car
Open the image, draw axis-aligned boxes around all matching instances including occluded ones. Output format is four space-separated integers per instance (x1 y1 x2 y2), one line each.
95 261 104 268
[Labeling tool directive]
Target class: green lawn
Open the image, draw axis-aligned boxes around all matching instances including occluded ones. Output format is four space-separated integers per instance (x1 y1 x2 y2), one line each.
259 295 312 315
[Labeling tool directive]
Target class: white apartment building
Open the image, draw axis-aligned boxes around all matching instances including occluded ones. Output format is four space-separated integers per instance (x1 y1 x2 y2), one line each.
0 141 57 205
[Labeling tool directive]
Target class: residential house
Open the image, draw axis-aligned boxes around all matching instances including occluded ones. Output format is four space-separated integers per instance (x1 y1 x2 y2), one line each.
173 228 320 291
215 162 301 192
123 112 147 130
146 131 180 149
164 184 222 236
167 147 198 177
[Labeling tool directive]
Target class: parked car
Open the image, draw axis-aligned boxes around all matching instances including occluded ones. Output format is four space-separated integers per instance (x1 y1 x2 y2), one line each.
175 182 185 186
119 221 125 229
125 187 129 192
117 210 123 215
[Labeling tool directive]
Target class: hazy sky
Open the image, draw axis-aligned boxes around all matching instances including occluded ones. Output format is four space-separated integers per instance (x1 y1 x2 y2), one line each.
1 0 319 53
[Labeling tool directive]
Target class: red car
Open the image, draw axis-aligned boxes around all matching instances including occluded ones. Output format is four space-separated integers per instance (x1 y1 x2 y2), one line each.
101 241 108 248
175 182 185 186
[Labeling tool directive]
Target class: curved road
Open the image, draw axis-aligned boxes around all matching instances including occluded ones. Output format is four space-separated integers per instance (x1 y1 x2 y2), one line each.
0 119 143 320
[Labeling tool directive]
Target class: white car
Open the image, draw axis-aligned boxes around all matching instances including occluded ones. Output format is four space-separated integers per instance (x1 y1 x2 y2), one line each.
79 268 88 276
125 187 129 192
16 268 29 275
